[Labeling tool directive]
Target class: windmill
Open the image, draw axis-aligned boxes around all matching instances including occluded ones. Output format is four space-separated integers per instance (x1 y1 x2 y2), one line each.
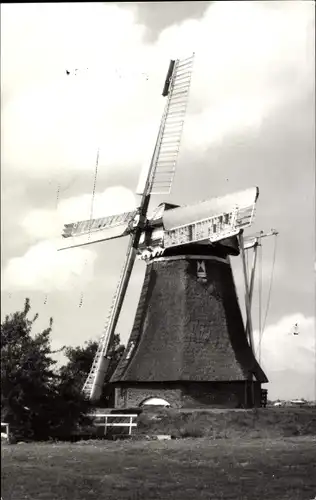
59 54 271 408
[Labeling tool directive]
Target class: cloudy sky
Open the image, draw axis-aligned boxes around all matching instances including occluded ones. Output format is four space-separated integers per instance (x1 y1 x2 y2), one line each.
1 1 315 401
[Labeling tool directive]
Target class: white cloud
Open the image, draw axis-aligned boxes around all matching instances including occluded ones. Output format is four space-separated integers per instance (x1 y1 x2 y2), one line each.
2 185 137 290
156 1 313 150
1 239 96 292
1 1 313 180
1 3 161 178
254 313 315 375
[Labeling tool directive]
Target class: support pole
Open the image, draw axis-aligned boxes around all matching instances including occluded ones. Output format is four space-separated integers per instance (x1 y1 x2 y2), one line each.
239 230 256 407
239 230 255 354
245 239 259 339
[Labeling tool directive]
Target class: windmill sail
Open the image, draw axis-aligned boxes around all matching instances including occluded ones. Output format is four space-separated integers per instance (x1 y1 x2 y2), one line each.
82 242 135 400
62 211 138 238
163 187 259 230
58 210 137 250
136 54 194 196
163 187 259 249
58 225 131 251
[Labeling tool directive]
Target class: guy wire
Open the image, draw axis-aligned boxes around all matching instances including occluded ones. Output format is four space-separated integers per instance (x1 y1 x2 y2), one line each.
79 147 100 308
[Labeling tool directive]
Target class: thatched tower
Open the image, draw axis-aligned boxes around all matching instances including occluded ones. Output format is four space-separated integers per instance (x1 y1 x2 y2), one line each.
111 237 268 409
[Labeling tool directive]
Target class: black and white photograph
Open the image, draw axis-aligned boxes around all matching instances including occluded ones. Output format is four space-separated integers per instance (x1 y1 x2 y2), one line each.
1 1 315 499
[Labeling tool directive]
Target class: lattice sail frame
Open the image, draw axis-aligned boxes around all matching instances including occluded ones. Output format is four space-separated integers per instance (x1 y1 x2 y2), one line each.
59 211 137 250
82 260 127 398
138 55 195 196
163 189 258 249
163 209 239 248
62 211 138 238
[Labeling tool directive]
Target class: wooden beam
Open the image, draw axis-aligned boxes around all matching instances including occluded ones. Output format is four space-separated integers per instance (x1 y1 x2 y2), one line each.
239 230 255 354
245 239 259 336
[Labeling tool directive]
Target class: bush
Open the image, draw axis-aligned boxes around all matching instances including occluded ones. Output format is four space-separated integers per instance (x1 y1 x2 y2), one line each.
1 299 92 442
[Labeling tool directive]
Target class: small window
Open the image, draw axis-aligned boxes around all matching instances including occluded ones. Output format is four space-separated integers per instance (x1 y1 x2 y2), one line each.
141 397 170 408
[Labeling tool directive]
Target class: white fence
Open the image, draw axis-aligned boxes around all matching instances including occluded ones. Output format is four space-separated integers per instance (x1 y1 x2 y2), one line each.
1 422 9 441
87 414 138 436
1 416 138 440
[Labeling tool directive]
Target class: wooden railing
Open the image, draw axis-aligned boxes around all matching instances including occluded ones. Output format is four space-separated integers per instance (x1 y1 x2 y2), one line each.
87 414 138 436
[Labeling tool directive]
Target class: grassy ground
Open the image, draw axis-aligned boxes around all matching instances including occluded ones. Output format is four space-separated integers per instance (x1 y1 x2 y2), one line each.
136 407 316 439
2 436 316 500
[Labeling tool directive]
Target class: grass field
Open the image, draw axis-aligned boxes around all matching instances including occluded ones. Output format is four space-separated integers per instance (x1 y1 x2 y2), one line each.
2 436 316 500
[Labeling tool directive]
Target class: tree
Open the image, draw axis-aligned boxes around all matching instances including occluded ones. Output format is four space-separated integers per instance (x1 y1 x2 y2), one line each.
1 299 90 441
60 333 125 406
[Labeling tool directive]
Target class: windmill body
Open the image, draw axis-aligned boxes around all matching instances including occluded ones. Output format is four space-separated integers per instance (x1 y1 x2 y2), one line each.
111 237 268 409
59 55 271 408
